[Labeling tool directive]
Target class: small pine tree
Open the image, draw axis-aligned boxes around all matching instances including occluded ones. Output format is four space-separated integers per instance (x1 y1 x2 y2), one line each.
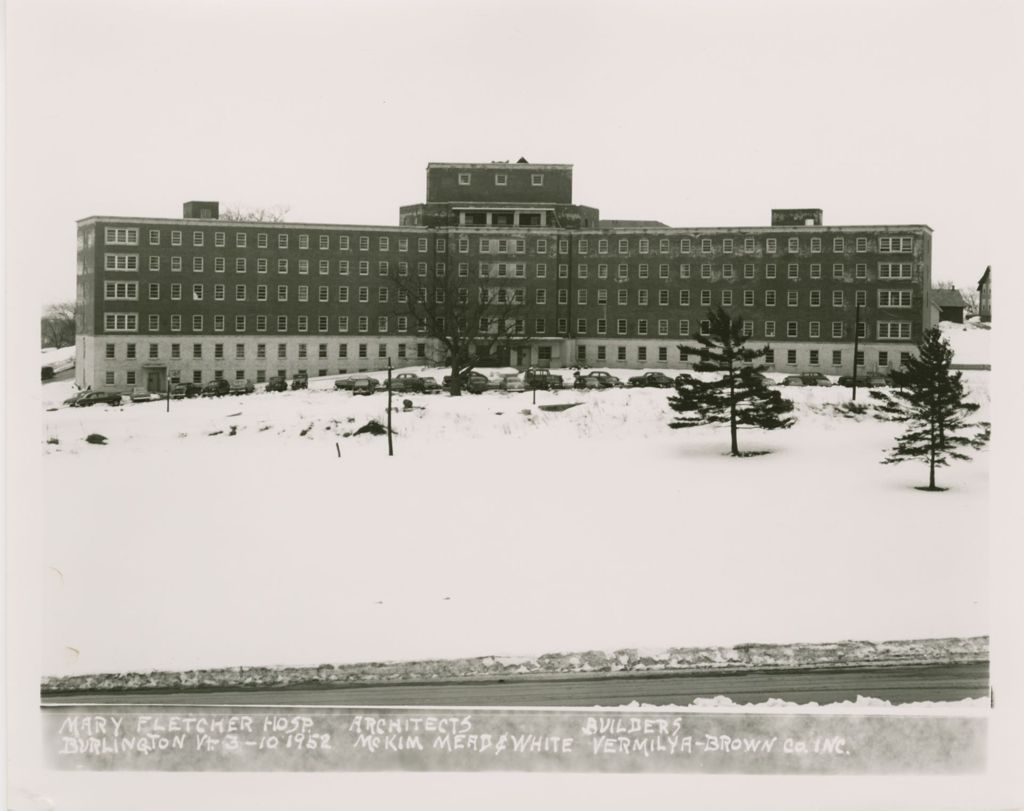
869 327 989 491
669 307 795 456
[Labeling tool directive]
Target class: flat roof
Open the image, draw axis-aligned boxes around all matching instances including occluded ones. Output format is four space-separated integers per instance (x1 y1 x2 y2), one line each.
426 162 573 170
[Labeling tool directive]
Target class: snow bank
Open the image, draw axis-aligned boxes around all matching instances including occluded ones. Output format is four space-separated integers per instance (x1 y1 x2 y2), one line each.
618 696 989 716
939 320 991 366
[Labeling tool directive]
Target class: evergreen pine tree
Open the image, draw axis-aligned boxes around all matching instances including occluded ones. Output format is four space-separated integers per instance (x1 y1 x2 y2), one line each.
669 307 795 456
869 327 990 491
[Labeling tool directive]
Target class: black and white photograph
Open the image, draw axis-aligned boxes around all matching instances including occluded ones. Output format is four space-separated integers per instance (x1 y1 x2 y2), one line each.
5 0 1024 808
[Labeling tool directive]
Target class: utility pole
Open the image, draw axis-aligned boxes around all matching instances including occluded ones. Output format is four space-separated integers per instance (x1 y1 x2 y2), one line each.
166 373 171 413
386 357 394 457
851 302 862 401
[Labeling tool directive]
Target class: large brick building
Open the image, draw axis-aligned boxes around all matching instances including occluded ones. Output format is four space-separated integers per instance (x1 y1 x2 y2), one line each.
75 160 933 392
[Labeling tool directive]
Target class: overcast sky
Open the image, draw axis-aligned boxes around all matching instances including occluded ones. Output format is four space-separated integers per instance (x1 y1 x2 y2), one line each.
7 0 1022 306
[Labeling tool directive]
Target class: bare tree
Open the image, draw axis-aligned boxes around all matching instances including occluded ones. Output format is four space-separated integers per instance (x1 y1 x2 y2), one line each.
41 302 77 348
220 204 291 222
959 286 979 316
386 261 531 396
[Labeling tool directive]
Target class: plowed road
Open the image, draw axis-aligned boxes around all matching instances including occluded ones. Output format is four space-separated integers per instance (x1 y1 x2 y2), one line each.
43 663 988 707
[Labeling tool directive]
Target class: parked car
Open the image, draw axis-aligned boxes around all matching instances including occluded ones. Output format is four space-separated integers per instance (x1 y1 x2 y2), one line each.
627 372 674 388
201 378 231 397
334 377 356 391
798 372 833 387
442 371 489 394
265 376 288 392
497 372 526 392
747 371 776 387
63 391 87 406
384 372 425 393
781 375 806 386
290 372 309 391
574 371 622 389
69 390 122 407
130 388 156 403
350 376 379 396
41 365 55 381
418 376 442 393
576 376 606 390
170 382 202 399
525 369 564 390
837 373 891 388
229 379 256 395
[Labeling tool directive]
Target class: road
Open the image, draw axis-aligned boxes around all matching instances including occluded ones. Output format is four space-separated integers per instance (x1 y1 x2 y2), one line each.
42 663 988 707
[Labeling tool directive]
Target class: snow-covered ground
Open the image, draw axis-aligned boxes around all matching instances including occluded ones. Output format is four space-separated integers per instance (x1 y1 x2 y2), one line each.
939 318 990 365
40 356 990 678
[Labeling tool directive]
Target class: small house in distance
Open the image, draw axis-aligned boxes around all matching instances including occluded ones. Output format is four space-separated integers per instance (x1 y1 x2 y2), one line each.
930 288 968 324
977 266 992 322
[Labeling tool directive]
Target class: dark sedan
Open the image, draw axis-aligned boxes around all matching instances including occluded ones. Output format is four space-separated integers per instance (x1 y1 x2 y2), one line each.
627 372 674 388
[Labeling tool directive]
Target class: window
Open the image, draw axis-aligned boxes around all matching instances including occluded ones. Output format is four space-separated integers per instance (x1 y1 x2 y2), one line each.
637 346 647 361
832 263 845 280
810 237 821 253
618 239 629 254
192 314 203 331
104 254 139 271
495 174 507 186
616 318 628 336
147 316 160 334
877 321 912 339
192 284 204 301
680 264 691 279
319 286 329 303
257 258 268 273
617 346 626 362
278 233 289 249
277 285 288 302
277 315 288 332
787 237 799 253
742 320 753 337
832 322 844 339
149 256 160 271
458 172 470 185
810 264 821 279
576 318 587 334
699 320 711 336
764 321 776 338
878 289 912 307
193 231 204 247
256 284 267 302
700 290 711 306
878 263 912 280
256 315 267 332
744 264 755 279
658 319 669 336
535 318 547 334
298 343 308 359
213 283 225 301
787 349 797 365
743 290 754 306
832 237 845 252
358 316 369 333
338 316 349 332
722 264 733 279
786 321 798 338
235 316 246 332
192 256 204 273
787 264 799 280
810 290 821 307
659 264 669 279
298 285 309 302
855 290 867 307
832 290 845 307
855 350 865 366
170 315 181 332
856 237 868 253
148 229 160 246
809 321 821 338
701 238 712 254
855 264 868 280
214 315 225 332
235 232 247 248
832 350 843 366
170 283 182 300
531 173 543 186
105 227 139 245
171 230 183 247
658 289 669 306
299 260 310 275
256 233 268 249
721 290 733 306
701 264 712 279
638 290 648 306
765 264 776 279
104 281 139 300
765 290 776 306
680 238 692 253
214 343 225 359
878 236 913 253
577 289 588 305
766 238 777 253
278 259 288 274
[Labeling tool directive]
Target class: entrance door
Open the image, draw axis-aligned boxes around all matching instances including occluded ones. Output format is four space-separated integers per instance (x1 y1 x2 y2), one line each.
515 347 530 369
146 368 167 393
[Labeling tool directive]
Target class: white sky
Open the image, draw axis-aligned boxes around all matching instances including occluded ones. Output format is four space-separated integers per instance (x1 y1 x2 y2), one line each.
6 0 1023 305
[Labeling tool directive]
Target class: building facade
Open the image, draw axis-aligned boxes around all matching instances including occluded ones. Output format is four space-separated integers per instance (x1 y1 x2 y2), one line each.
977 266 991 322
75 161 933 392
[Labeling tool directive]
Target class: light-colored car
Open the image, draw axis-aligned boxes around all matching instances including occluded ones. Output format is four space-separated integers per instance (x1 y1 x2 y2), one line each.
497 373 526 392
229 379 255 395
